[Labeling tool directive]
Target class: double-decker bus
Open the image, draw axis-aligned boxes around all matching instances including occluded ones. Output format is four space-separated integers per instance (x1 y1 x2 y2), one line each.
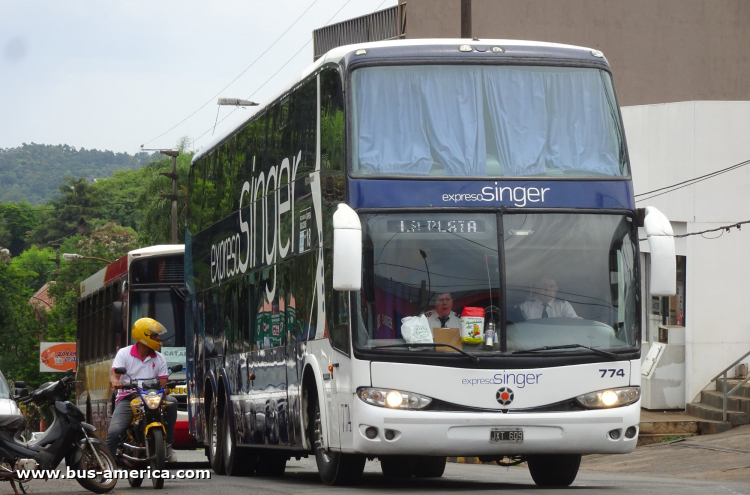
75 245 194 447
185 39 676 486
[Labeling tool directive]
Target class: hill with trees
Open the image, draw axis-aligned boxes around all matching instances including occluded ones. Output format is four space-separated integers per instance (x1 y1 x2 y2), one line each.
0 138 192 385
0 143 157 204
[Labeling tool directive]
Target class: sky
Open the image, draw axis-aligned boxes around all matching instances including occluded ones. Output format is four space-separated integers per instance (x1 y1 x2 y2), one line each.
0 0 397 155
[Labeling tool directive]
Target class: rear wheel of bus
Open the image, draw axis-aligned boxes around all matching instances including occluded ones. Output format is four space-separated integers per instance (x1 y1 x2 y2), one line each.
311 399 365 485
527 454 581 487
223 402 257 476
207 398 225 475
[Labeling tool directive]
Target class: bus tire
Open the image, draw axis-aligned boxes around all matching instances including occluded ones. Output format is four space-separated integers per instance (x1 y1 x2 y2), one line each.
224 402 257 476
527 454 581 487
380 456 415 478
311 400 365 485
207 398 226 475
414 456 446 478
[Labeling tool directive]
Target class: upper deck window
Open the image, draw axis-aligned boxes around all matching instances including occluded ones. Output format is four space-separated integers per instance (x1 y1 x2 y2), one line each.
351 65 626 178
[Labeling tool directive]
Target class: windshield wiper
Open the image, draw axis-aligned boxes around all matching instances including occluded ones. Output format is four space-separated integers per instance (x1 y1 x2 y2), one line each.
512 344 619 359
376 343 480 364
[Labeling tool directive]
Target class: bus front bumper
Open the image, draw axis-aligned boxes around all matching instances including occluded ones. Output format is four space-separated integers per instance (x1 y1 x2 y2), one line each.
350 399 641 456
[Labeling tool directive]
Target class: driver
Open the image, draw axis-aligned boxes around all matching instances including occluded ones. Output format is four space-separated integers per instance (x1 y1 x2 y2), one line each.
521 277 578 319
106 318 178 463
422 292 461 329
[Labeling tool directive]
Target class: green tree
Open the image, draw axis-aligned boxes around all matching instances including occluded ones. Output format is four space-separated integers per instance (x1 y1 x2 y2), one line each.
0 201 39 255
10 245 56 292
31 177 103 245
136 137 194 244
90 168 147 230
0 258 50 385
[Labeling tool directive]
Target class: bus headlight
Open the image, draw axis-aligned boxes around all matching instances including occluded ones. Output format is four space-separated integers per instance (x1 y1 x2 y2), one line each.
576 386 640 409
144 391 163 410
357 388 432 410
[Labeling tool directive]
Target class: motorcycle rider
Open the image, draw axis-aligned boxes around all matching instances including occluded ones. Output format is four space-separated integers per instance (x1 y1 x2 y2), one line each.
105 318 178 463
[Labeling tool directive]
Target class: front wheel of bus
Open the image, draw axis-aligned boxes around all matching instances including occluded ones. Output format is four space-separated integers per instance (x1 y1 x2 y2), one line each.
312 401 365 485
207 398 226 475
527 454 581 487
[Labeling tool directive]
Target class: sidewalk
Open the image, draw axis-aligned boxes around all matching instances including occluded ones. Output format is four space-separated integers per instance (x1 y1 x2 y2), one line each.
580 424 750 482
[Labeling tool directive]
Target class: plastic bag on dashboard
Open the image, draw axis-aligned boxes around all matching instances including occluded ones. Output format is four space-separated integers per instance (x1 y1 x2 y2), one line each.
401 315 434 344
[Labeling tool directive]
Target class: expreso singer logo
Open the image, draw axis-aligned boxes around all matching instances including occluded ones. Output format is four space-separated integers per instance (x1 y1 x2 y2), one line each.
442 183 551 207
210 152 303 302
461 371 542 389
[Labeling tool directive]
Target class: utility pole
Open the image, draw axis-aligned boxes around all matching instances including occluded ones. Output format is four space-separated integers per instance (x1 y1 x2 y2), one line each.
149 150 179 244
461 0 472 38
48 244 61 275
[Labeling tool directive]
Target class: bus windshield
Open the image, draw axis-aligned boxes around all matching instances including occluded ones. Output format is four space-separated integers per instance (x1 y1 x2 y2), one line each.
351 65 625 178
355 212 639 355
129 290 185 347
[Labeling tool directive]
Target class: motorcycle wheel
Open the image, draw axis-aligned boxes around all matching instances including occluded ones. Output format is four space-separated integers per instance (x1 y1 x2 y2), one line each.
128 476 144 487
149 428 166 489
73 441 118 493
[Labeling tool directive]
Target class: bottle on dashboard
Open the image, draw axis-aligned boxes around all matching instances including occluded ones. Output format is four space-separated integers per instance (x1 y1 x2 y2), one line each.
484 321 496 348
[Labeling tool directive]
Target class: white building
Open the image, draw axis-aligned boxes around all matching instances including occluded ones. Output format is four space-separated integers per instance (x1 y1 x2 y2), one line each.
624 101 750 403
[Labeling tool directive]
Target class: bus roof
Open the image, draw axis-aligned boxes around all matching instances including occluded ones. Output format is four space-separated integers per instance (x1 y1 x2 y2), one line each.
79 245 184 298
193 38 608 163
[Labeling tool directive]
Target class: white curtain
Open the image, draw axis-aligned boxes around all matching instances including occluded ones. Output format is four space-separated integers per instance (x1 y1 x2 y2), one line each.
354 66 621 177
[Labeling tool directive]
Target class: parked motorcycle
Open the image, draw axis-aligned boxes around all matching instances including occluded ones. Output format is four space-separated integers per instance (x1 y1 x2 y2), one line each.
0 369 116 494
113 364 183 489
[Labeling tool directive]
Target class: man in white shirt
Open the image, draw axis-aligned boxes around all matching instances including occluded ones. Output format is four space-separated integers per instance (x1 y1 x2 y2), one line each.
105 318 178 463
422 292 462 329
521 277 578 319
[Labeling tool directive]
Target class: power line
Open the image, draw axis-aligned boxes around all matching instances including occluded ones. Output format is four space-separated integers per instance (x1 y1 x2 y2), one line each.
140 0 322 149
640 219 749 241
192 0 356 147
635 158 750 203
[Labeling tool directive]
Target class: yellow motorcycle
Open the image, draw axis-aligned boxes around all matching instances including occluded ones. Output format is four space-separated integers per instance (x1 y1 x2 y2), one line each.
113 364 183 489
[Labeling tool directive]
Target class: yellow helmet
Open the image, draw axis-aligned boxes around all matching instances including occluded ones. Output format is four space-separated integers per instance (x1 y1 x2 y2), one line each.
132 318 166 351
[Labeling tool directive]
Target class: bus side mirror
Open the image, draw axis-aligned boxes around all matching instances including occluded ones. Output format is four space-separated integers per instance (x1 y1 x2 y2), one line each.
642 206 676 296
332 203 362 291
112 301 125 335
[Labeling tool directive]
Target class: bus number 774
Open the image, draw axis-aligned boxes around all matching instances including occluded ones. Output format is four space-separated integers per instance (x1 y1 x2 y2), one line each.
600 369 626 378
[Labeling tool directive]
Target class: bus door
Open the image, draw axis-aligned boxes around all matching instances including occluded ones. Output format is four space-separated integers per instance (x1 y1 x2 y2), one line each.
329 291 353 450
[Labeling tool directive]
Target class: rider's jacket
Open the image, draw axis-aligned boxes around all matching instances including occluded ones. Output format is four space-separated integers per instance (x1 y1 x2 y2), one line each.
112 345 167 403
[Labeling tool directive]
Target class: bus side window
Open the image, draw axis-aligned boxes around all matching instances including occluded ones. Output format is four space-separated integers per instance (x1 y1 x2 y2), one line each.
320 68 344 172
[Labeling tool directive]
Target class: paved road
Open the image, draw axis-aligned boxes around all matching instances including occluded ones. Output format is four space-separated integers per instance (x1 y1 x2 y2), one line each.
10 450 750 495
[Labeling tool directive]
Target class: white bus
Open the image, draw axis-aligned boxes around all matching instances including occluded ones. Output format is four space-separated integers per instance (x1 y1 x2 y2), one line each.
75 245 195 448
185 39 676 486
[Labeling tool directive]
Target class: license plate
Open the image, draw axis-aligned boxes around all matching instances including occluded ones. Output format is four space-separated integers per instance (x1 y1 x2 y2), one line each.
490 427 523 443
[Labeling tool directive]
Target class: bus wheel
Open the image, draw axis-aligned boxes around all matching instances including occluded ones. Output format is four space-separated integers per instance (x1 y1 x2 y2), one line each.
207 398 226 475
380 456 415 478
312 400 365 485
527 454 581 487
224 402 256 476
414 456 446 478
